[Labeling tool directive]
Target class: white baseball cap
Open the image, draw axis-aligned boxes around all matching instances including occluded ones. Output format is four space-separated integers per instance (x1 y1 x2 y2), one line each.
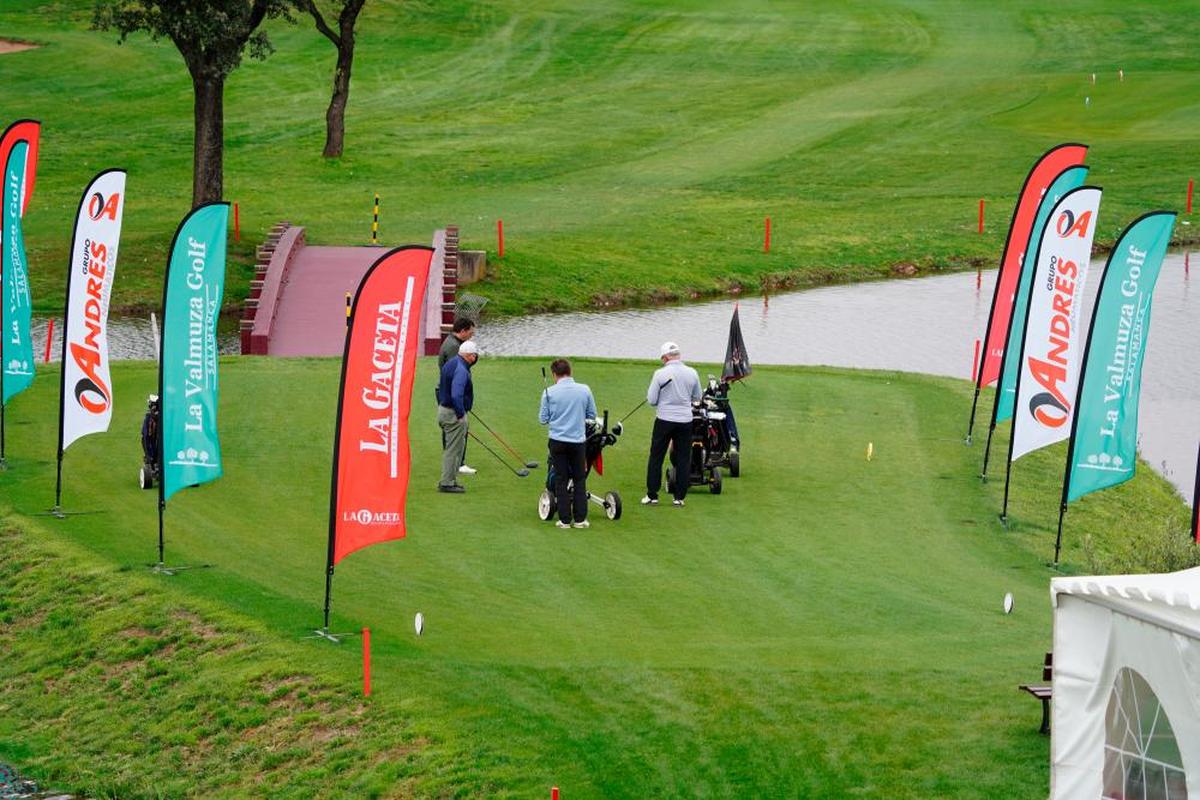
660 341 680 357
460 340 479 355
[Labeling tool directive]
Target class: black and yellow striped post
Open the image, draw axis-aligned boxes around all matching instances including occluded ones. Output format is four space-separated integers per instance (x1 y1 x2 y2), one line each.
371 194 380 244
345 292 352 327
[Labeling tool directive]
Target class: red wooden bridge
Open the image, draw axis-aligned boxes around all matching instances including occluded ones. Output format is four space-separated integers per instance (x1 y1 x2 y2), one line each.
239 224 459 357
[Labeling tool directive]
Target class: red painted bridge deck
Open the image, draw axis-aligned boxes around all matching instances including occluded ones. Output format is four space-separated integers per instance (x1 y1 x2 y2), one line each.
243 226 450 357
269 245 384 357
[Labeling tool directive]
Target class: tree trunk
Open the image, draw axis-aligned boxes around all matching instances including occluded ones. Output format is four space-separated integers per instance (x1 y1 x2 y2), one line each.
192 74 225 207
323 40 354 158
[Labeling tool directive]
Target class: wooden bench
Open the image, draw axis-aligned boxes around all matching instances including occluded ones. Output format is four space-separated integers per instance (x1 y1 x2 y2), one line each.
1018 652 1053 734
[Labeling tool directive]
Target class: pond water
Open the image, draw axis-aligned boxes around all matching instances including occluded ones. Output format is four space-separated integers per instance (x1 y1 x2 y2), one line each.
478 251 1200 501
29 315 240 362
29 252 1198 500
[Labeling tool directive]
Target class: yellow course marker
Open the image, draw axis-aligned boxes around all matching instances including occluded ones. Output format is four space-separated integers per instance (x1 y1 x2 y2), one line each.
866 442 874 461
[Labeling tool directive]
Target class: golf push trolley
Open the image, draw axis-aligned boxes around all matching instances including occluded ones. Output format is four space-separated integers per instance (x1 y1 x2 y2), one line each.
537 411 624 522
666 375 741 496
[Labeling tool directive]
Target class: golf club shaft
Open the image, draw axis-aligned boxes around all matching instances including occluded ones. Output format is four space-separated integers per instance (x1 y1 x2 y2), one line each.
469 410 534 465
467 430 528 477
619 378 673 424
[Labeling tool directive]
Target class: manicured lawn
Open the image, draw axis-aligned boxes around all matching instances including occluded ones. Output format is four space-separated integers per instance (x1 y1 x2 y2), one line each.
0 357 1189 797
1 0 1199 315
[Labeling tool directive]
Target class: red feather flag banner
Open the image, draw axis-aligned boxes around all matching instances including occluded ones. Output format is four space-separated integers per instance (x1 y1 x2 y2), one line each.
965 143 1088 442
321 246 433 635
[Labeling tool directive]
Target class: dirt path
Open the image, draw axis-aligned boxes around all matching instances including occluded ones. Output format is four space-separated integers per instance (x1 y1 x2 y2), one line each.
0 39 39 54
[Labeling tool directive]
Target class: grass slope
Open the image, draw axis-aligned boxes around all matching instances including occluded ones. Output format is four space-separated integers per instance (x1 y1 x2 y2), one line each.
2 1 1199 315
0 357 1190 797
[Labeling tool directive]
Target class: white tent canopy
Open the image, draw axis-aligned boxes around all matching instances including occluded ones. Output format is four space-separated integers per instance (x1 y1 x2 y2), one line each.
1051 567 1200 799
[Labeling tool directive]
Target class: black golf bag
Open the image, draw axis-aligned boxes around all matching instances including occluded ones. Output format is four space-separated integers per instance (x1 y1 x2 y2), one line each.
666 401 726 496
700 375 740 477
139 394 161 490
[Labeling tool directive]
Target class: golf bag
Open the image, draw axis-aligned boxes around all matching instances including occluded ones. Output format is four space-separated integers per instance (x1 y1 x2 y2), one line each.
666 394 732 496
701 375 740 477
538 411 623 522
139 394 161 490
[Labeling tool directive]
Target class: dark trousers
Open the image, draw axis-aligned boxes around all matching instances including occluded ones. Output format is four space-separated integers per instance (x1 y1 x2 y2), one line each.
549 439 588 523
646 418 693 501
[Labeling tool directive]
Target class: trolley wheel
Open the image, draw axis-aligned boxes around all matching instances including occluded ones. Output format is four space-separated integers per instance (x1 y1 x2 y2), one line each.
605 490 622 520
666 466 677 495
139 466 153 490
710 467 723 495
538 489 557 521
729 450 740 478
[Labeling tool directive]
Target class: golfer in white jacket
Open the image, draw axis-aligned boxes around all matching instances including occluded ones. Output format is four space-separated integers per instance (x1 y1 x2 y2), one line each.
642 342 702 506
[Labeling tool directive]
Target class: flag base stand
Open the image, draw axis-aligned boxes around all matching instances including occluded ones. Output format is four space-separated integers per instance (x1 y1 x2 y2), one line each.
979 474 989 483
148 562 212 577
34 507 104 519
998 513 1009 529
308 628 354 644
0 458 7 471
964 435 973 446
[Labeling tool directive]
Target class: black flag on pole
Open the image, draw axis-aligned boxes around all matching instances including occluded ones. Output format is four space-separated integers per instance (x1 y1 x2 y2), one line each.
722 303 752 383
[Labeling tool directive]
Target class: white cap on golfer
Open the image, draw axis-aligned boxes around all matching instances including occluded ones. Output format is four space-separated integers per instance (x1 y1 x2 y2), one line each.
660 341 680 358
460 340 479 355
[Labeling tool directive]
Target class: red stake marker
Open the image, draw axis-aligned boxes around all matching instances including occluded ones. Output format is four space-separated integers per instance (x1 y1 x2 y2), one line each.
972 338 981 382
234 202 241 242
362 627 372 697
978 199 985 233
764 216 771 253
44 318 54 363
497 219 505 258
1188 179 1194 215
551 788 559 800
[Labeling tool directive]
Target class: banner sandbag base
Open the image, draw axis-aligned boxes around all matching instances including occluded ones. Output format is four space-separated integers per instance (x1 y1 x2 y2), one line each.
148 562 212 577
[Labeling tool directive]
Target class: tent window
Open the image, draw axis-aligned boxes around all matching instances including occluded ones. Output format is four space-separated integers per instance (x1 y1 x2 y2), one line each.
1102 667 1187 800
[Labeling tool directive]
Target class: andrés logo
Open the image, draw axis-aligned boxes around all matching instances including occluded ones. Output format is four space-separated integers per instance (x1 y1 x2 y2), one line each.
1026 205 1094 429
87 191 121 221
70 238 114 414
1055 208 1092 238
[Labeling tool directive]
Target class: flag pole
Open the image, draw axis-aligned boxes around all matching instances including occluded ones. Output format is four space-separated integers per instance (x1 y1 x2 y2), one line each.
1051 233 1117 564
1192 442 1200 543
52 173 97 516
319 274 358 644
1053 503 1067 564
156 338 166 568
998 218 1052 522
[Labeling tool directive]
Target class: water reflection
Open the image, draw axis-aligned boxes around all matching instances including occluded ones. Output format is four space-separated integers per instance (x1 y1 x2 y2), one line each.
480 252 1199 501
30 316 240 362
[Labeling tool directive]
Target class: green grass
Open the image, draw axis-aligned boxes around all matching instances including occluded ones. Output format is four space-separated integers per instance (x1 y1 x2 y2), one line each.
0 357 1192 797
2 0 1199 315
